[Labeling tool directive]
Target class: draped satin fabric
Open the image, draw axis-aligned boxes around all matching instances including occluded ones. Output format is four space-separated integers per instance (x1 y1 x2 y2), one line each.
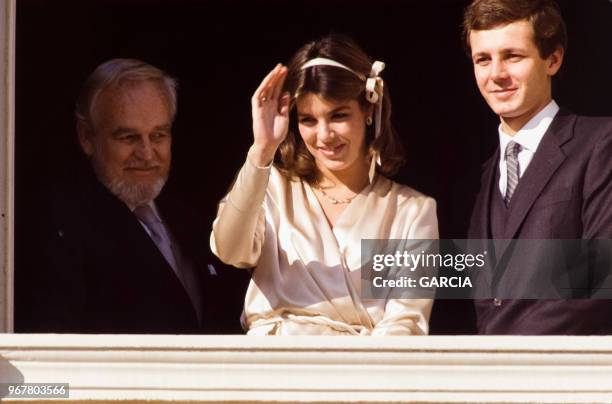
211 158 438 335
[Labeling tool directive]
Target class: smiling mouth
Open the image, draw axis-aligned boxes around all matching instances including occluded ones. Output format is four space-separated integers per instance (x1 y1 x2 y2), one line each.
491 88 517 98
318 144 346 157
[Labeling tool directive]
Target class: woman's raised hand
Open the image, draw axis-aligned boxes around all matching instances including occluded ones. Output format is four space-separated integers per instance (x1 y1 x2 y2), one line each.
250 64 290 167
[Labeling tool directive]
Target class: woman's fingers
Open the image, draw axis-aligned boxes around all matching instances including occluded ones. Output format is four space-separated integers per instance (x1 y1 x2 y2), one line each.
271 66 288 101
253 64 281 104
278 92 290 116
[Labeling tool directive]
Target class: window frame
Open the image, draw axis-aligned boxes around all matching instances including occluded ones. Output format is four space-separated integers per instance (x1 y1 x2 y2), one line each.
0 0 15 333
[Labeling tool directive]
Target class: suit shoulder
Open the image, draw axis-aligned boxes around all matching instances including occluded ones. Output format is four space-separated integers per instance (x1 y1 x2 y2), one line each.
572 115 612 139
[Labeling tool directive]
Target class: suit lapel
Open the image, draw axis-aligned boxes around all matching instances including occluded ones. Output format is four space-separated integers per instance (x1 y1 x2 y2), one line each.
463 150 500 296
86 180 162 264
81 174 192 296
502 111 576 241
471 150 499 239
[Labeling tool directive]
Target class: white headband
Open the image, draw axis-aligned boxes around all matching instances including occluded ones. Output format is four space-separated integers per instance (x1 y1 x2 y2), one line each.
301 57 366 80
300 57 386 182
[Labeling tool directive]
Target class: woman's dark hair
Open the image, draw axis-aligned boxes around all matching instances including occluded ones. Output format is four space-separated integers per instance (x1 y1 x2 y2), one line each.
275 34 404 183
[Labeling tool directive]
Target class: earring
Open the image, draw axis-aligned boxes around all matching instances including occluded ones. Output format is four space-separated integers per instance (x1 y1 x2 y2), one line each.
366 116 373 126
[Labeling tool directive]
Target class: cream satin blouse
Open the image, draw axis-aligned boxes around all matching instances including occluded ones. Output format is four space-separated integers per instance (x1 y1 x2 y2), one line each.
211 158 438 335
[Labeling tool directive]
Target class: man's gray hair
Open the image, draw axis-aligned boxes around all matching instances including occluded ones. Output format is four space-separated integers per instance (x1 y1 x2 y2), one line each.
75 58 178 126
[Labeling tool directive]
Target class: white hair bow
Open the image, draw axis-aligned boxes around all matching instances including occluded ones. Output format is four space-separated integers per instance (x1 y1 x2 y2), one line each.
366 61 385 183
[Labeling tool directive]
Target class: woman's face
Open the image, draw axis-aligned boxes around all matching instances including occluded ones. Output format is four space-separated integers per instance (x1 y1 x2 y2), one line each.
296 93 368 175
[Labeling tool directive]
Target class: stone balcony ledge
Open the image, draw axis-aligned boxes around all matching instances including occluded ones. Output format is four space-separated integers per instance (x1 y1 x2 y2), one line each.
1 334 612 403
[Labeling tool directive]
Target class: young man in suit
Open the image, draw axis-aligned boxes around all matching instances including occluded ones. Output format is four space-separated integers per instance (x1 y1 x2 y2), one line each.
464 0 612 334
17 59 247 334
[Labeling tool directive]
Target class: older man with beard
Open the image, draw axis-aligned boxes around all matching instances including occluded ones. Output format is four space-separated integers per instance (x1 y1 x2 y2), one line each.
17 59 247 334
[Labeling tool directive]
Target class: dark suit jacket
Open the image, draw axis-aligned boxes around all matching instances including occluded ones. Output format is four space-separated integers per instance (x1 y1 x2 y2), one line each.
468 109 612 335
16 166 249 334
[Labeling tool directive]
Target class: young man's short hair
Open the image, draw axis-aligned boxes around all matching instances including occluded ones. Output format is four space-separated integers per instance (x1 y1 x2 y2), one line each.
463 0 567 58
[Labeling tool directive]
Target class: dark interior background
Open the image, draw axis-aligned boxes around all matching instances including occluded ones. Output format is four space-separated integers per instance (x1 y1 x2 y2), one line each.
15 0 612 334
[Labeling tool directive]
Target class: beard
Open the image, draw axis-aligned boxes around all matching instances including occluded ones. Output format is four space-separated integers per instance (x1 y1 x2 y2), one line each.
106 175 166 208
92 159 168 208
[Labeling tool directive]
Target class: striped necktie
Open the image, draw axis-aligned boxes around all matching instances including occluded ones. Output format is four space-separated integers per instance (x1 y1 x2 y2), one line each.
504 141 522 206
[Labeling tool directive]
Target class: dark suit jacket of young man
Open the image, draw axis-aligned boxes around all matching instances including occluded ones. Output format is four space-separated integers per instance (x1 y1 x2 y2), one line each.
16 165 249 334
468 109 612 335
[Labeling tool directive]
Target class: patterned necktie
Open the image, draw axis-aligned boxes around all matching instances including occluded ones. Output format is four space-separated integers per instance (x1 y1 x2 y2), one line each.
504 141 522 206
133 205 178 271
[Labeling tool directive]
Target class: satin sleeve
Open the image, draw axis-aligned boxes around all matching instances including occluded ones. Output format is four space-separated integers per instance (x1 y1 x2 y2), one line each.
210 156 270 268
371 196 438 335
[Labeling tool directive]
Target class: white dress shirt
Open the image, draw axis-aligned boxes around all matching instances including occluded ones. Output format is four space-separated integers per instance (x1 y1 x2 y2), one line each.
498 100 560 197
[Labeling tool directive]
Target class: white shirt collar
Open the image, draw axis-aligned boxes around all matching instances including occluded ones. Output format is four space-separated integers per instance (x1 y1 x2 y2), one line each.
498 100 559 159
